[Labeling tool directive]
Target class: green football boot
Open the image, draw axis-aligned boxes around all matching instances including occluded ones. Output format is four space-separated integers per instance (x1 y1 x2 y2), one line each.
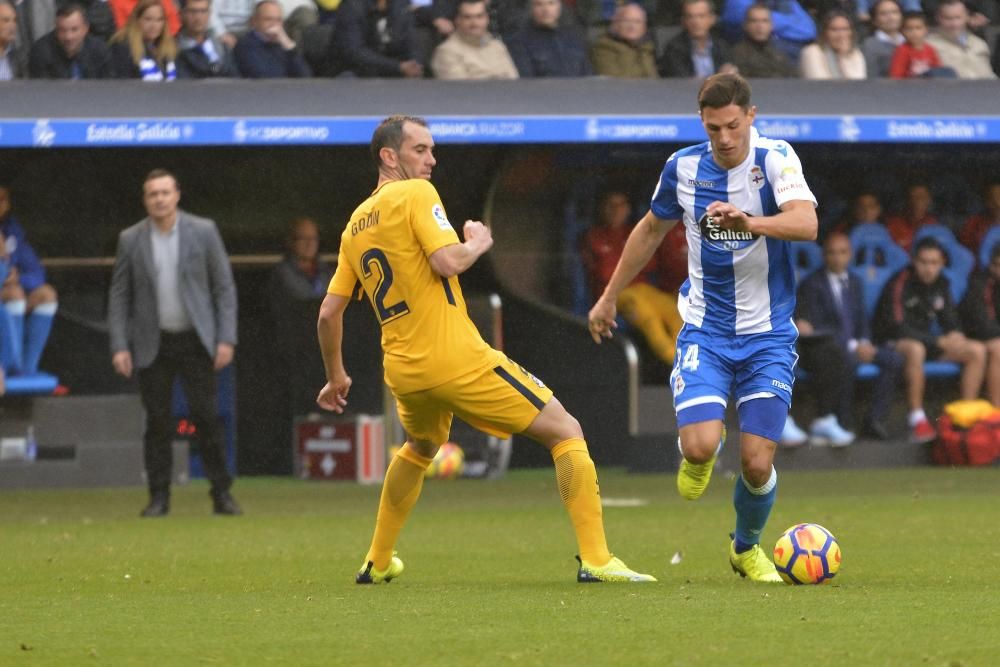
577 555 657 583
356 553 404 584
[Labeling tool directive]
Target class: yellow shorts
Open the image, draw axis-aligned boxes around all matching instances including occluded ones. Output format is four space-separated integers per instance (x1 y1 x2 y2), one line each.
395 355 554 445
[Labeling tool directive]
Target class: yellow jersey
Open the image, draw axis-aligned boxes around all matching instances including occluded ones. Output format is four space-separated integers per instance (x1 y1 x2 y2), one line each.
328 179 502 395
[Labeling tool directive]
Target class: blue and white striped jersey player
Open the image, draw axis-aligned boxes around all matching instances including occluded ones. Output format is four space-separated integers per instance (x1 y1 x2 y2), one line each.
588 73 818 583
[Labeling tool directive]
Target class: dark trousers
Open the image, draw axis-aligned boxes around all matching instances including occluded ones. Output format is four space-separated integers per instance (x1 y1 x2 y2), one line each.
137 331 232 497
799 336 904 428
863 345 904 424
798 336 851 422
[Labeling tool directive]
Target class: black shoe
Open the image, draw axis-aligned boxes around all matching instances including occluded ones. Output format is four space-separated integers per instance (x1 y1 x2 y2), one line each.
140 494 170 517
212 490 243 516
863 419 890 441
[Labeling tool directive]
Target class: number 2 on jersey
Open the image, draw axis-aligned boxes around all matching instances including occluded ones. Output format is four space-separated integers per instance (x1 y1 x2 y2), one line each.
360 248 410 324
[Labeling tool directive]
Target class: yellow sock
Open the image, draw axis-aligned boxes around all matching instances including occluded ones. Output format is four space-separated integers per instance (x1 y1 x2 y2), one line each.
365 443 433 571
551 438 611 566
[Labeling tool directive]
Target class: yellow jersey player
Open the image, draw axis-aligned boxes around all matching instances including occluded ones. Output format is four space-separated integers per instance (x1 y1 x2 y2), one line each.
317 115 655 584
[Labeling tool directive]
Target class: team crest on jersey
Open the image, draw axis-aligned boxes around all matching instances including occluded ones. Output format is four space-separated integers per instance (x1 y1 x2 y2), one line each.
748 166 766 191
671 368 685 396
432 204 451 231
698 212 758 252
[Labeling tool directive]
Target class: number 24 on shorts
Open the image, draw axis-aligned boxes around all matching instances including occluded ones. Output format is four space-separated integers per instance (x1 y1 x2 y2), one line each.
681 344 700 371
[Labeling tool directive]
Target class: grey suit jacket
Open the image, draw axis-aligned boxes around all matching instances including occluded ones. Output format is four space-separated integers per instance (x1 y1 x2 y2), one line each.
108 210 238 370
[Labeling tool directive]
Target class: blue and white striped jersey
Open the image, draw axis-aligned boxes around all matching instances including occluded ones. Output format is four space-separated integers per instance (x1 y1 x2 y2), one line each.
650 127 817 336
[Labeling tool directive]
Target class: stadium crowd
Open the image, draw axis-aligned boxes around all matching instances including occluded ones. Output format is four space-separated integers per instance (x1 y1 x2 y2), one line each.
0 0 998 80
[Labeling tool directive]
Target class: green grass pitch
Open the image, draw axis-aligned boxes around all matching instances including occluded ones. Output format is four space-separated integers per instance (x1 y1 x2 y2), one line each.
1 467 998 666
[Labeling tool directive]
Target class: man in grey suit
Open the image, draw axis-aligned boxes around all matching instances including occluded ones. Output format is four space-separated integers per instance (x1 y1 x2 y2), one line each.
108 168 241 517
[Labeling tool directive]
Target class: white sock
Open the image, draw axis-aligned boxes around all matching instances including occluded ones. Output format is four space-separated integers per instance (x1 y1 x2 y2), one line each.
908 409 927 427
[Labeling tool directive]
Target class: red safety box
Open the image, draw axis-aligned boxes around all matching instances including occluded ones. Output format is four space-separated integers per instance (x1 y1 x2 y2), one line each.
293 415 385 484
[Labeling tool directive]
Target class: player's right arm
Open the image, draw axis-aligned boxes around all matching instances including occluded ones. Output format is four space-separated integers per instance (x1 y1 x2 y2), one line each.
316 292 352 413
428 220 493 278
588 210 677 343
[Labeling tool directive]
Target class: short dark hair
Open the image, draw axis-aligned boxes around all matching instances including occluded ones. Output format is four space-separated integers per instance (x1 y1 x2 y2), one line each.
370 115 429 168
55 3 87 20
144 168 179 189
901 10 926 25
286 216 318 242
913 236 945 259
698 73 752 112
681 0 716 15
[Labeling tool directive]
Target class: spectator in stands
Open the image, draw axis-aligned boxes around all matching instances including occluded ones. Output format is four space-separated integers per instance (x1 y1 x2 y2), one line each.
235 0 311 77
874 237 987 443
330 0 422 77
654 220 688 294
861 0 904 77
721 0 817 61
590 2 656 77
889 10 953 78
108 168 240 518
922 0 994 34
581 191 682 366
0 0 27 80
960 244 1000 406
29 3 113 79
267 217 334 305
658 0 734 78
430 0 518 79
729 3 798 78
796 232 903 442
109 0 178 80
959 181 1000 253
926 0 997 78
574 0 658 29
506 0 592 77
215 0 253 33
177 0 239 78
855 0 918 24
0 184 59 378
110 0 180 35
799 9 867 78
14 0 54 48
825 190 882 237
885 183 938 251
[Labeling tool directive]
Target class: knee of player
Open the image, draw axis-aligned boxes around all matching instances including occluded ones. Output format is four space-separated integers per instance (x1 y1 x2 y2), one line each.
404 439 440 460
678 429 723 462
741 460 774 488
559 413 584 440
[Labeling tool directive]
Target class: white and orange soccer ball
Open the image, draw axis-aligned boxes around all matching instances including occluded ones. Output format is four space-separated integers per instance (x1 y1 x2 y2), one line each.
773 523 842 585
425 442 465 480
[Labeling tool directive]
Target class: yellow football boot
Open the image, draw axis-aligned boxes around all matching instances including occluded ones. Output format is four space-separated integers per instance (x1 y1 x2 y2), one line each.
356 553 404 584
729 541 783 583
576 555 657 582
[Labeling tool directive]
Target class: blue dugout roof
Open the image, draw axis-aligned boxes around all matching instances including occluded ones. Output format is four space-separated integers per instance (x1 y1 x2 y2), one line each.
1 79 997 147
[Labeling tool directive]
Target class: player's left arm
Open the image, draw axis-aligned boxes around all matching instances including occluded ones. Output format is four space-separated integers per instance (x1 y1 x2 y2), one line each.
316 292 352 413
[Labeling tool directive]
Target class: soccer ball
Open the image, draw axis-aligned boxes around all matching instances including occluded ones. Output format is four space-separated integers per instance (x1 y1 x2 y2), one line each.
773 523 841 585
425 442 464 480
